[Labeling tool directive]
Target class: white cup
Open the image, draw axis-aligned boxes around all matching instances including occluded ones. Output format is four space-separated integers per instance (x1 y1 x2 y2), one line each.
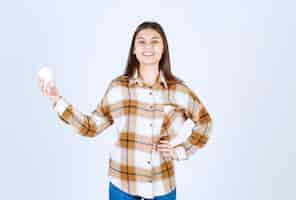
38 67 53 81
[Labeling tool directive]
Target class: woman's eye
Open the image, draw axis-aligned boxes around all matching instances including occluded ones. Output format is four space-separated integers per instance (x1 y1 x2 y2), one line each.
138 40 145 44
152 40 159 44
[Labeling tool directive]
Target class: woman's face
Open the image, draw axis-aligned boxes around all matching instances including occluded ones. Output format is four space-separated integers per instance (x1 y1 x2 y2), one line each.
133 28 164 66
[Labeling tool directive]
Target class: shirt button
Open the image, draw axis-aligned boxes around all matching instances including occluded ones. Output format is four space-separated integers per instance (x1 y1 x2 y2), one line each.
149 123 153 127
147 160 151 164
149 92 152 95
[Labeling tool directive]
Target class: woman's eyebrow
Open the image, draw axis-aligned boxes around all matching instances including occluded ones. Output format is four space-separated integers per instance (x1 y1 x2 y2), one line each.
151 36 161 39
136 35 145 39
136 36 161 40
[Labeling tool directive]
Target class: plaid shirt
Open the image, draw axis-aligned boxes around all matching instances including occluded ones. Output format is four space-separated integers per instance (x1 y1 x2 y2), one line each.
53 70 212 199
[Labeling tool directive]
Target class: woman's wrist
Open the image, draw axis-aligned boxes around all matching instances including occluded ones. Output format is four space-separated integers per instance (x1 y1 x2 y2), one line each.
49 95 61 107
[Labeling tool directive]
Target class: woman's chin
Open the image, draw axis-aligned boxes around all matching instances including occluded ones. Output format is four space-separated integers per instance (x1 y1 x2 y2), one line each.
139 59 160 66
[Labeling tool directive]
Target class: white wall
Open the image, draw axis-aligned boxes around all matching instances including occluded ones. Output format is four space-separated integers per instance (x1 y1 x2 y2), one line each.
0 0 295 199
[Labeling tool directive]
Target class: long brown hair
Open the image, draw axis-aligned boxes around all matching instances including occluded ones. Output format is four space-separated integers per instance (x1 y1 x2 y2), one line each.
123 21 181 83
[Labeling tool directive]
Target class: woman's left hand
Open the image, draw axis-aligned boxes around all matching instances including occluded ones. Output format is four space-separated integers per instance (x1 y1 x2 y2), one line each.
156 140 178 160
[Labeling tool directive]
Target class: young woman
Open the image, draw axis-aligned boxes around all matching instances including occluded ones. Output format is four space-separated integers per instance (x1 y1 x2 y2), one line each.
38 21 212 200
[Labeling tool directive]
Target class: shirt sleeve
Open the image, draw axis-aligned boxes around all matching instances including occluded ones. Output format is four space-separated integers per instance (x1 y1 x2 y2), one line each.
173 85 213 161
52 83 114 137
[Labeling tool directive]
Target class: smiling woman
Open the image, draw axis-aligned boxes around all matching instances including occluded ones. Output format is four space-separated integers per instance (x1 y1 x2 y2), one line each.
38 21 213 200
134 29 164 69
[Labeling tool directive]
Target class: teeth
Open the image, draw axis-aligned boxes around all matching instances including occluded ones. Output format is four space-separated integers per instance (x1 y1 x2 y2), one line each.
143 53 153 56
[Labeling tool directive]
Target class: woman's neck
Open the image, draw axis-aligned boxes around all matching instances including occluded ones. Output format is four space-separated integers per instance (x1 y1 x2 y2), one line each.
139 64 159 86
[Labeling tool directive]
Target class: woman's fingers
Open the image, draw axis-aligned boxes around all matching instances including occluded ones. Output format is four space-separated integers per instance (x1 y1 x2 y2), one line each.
157 143 171 157
48 81 59 97
44 81 49 96
159 149 170 153
156 140 176 160
157 145 170 151
157 142 170 148
46 81 52 96
39 78 57 97
157 140 170 150
159 140 169 144
42 80 47 96
40 79 45 95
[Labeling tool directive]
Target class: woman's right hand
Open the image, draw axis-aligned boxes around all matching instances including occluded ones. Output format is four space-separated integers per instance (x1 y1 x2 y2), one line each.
38 78 61 105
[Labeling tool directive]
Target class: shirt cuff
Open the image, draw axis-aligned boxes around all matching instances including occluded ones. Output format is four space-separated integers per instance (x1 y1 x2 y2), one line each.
53 96 70 116
174 145 188 161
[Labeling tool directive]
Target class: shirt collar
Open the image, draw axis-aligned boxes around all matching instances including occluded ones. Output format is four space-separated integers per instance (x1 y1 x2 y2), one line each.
129 69 168 89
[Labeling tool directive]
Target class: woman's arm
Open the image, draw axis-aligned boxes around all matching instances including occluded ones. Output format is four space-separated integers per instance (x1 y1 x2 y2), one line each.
173 85 213 160
38 77 114 137
52 84 114 137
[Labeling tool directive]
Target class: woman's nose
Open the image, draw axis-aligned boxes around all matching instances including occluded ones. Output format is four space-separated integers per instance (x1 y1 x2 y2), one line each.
143 43 153 49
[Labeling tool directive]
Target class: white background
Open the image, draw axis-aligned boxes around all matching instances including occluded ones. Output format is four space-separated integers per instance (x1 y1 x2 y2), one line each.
0 0 295 199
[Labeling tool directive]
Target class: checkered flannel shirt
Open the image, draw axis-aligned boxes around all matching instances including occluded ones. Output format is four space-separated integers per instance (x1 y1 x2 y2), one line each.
53 70 212 199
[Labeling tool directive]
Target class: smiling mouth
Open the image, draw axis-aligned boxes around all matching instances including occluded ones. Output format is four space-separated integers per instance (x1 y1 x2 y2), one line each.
143 53 154 56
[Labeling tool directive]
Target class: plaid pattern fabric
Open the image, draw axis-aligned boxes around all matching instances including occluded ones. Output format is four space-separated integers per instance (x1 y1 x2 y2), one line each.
53 70 212 199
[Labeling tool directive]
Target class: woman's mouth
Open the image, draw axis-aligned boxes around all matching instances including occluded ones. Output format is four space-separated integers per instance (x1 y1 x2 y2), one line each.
143 52 154 56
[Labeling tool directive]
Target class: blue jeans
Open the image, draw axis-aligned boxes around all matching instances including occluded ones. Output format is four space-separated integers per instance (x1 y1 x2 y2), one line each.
109 182 176 200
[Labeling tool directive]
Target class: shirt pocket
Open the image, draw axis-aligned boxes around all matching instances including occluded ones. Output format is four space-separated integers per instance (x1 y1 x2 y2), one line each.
157 104 187 140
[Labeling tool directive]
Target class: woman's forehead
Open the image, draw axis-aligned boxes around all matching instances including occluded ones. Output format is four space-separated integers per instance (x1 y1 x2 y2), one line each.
136 29 162 39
